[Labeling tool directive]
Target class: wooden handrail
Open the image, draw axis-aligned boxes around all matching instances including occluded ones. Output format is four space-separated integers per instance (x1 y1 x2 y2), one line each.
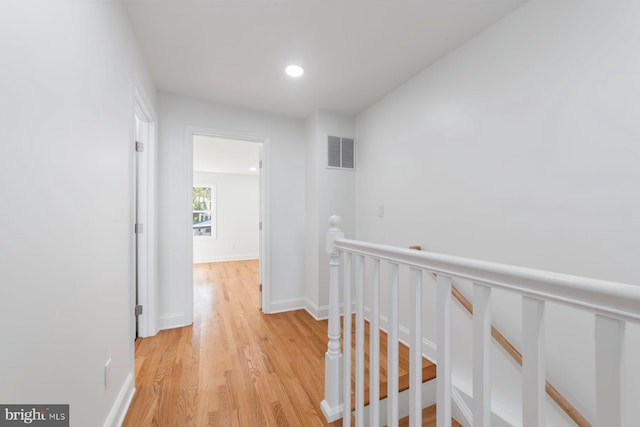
410 246 592 427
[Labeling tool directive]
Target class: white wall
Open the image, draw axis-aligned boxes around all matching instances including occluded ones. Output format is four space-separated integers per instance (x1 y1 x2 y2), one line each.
305 110 356 318
354 0 640 425
157 92 306 326
193 172 259 263
0 2 155 426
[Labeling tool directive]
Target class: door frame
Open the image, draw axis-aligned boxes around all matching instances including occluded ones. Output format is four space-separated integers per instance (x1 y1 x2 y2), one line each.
185 126 271 321
133 88 158 338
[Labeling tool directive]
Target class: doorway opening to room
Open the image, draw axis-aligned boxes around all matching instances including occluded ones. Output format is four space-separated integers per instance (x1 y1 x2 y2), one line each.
188 131 268 316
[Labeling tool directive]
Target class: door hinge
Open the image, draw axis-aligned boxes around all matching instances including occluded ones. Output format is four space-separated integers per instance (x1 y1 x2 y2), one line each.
258 222 262 231
259 160 263 169
259 284 262 292
135 223 144 234
135 141 144 152
135 305 143 316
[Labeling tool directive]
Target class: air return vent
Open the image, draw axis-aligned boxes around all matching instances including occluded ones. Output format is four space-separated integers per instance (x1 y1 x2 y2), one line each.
327 136 355 170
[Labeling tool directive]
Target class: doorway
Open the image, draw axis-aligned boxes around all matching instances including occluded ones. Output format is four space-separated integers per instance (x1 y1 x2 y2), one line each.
186 129 269 318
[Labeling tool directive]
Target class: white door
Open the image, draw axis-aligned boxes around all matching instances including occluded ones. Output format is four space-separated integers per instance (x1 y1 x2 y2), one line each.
134 106 149 337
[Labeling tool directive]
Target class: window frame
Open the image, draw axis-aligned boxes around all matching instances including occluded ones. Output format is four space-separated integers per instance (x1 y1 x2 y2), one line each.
192 184 217 240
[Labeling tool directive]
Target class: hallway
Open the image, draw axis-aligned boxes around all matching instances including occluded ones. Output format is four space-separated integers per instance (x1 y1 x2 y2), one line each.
123 260 336 426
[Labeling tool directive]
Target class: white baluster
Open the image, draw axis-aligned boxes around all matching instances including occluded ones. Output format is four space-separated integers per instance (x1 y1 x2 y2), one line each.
344 252 353 427
355 254 365 427
370 258 381 427
388 262 400 427
322 215 344 422
522 296 545 427
473 284 491 427
410 268 423 427
437 275 452 427
595 314 624 427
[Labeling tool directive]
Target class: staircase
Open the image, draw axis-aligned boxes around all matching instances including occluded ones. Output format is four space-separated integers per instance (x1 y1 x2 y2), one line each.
342 318 460 426
344 318 436 409
397 406 461 427
321 215 640 427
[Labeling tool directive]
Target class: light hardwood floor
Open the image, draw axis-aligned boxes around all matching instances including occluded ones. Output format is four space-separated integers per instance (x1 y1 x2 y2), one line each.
124 260 336 426
123 260 456 426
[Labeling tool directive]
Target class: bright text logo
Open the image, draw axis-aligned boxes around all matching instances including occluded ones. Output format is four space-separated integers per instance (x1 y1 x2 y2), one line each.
0 405 68 427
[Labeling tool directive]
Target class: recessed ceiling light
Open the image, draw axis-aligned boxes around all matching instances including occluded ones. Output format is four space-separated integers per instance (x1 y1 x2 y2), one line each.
285 64 304 78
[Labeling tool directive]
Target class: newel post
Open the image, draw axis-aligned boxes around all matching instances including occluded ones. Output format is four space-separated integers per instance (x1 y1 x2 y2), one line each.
321 215 345 422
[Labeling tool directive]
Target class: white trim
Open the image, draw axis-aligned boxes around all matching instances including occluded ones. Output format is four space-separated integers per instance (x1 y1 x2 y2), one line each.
103 372 135 427
304 298 327 320
159 312 189 330
269 297 306 314
320 400 344 423
193 169 260 177
133 87 158 338
336 238 640 323
193 254 259 264
259 139 270 312
306 299 356 321
451 385 473 427
451 381 518 427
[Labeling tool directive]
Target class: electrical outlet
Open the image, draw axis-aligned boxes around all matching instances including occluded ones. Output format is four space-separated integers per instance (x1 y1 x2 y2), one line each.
104 358 112 389
377 204 385 218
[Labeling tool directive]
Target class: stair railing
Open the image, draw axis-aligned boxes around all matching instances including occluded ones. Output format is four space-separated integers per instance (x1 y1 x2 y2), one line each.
321 215 640 427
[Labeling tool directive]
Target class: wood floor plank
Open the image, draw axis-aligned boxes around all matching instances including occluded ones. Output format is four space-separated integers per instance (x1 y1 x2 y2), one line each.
123 260 340 426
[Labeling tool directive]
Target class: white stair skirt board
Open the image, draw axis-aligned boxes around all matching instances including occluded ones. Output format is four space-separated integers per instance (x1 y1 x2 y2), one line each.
357 378 436 427
450 384 513 427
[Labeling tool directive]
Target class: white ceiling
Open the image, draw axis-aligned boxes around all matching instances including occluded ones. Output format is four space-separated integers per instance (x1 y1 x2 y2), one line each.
193 135 260 175
124 0 525 118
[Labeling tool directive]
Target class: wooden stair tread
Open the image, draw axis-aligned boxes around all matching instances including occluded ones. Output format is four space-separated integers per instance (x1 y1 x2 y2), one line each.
396 404 463 427
343 317 437 409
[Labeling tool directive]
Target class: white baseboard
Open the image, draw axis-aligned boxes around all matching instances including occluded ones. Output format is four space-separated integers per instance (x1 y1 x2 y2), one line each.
103 372 135 427
304 298 328 320
320 400 344 423
193 253 258 264
305 299 357 321
304 299 321 320
269 297 306 314
159 312 190 330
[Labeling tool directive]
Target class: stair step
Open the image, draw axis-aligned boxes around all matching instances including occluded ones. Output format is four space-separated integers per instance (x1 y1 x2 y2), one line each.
343 317 437 410
396 404 462 427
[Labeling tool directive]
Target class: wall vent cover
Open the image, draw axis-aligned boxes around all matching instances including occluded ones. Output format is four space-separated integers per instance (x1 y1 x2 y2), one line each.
327 136 355 170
